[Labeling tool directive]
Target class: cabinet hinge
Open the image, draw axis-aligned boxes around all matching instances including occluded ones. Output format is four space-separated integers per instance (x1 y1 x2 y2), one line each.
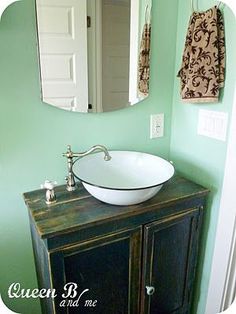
196 214 202 232
195 218 200 231
187 288 191 303
87 16 91 28
196 208 203 231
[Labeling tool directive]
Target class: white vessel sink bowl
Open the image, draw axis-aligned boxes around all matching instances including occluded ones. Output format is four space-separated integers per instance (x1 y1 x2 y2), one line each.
73 151 175 206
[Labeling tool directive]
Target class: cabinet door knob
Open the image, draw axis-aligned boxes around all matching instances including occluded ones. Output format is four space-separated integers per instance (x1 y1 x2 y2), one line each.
146 286 155 296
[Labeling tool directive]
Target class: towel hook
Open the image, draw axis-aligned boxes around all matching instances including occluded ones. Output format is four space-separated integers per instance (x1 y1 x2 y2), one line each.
145 4 152 23
191 0 194 12
217 1 222 9
191 0 222 12
145 5 149 23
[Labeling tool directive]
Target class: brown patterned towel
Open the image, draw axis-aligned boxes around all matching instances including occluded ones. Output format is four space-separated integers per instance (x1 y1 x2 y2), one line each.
138 23 151 96
177 6 225 103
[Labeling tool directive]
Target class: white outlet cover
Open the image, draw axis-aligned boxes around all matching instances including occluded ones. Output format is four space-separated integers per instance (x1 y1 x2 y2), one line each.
150 114 164 139
197 109 228 141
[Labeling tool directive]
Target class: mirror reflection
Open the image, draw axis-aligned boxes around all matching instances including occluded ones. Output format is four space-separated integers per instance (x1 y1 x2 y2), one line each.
35 0 152 113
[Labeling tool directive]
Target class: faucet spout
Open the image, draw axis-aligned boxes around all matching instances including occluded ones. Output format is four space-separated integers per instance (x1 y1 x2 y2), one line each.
63 145 111 191
74 145 111 161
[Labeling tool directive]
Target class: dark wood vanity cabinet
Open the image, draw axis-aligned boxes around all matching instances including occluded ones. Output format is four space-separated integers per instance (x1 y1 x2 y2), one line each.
49 227 142 314
24 176 208 314
141 210 201 314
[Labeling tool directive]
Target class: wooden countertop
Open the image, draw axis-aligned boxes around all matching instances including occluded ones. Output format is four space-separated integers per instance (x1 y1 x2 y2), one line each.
23 175 209 239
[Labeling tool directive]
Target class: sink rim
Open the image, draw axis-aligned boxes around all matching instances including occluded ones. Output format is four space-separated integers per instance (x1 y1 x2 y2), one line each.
72 150 175 191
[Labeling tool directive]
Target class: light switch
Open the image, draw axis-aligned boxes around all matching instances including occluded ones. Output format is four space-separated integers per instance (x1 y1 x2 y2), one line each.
197 109 228 141
150 114 164 139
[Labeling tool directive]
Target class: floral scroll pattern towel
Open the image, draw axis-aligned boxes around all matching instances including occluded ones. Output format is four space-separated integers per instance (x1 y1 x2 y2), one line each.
138 23 151 96
177 6 225 103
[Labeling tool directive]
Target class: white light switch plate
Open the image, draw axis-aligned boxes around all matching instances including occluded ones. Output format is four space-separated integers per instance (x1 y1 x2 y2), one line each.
197 109 228 141
150 114 164 139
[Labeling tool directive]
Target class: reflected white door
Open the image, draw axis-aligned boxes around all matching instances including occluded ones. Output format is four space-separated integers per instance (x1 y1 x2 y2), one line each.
36 0 88 112
102 0 130 112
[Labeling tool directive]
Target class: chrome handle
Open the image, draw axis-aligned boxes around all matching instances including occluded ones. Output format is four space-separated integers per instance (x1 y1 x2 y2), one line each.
146 286 155 296
41 180 57 205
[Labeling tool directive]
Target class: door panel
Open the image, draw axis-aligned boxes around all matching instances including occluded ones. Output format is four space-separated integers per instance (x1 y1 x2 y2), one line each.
102 0 130 111
36 0 88 112
141 209 200 314
50 227 142 314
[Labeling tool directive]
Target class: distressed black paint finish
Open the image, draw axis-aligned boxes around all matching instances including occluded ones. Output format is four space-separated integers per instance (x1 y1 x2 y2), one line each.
141 209 201 314
65 239 129 313
24 176 208 314
23 176 208 240
49 228 142 314
65 241 129 313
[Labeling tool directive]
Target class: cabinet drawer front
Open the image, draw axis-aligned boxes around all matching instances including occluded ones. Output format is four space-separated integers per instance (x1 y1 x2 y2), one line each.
141 208 201 314
49 227 142 314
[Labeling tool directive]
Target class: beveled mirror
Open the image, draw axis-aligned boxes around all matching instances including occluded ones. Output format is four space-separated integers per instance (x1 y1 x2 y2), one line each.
35 0 152 113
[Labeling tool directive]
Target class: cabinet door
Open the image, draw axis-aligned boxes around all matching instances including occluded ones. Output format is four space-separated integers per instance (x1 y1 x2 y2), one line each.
49 227 142 314
141 208 202 314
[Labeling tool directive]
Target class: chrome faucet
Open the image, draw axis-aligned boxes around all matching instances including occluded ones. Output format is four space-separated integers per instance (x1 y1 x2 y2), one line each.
63 145 111 191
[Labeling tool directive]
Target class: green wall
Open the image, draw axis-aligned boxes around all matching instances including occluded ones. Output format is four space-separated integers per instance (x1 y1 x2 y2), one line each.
1 0 235 313
170 1 236 313
0 0 178 312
